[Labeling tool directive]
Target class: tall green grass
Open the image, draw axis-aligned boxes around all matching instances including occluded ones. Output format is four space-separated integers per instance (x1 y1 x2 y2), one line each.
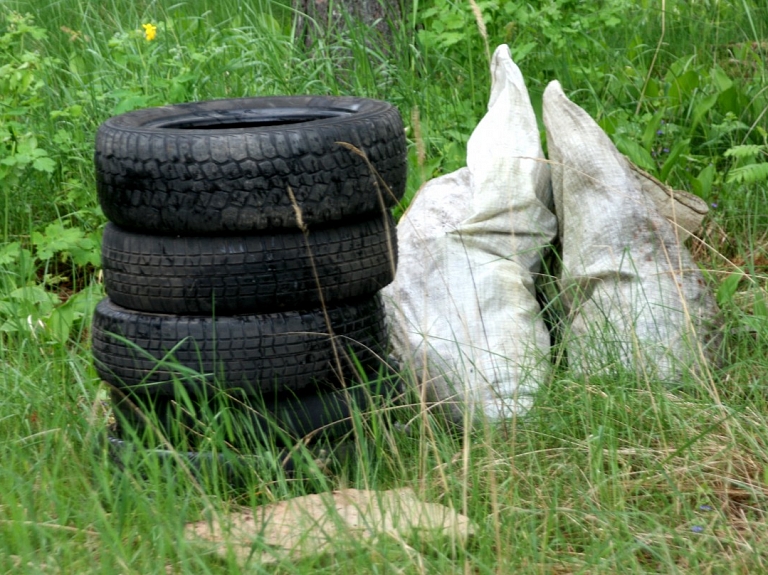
0 0 767 572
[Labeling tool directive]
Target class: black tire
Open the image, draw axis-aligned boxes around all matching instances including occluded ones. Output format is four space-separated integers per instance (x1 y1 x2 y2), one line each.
101 214 397 315
95 96 407 234
103 431 356 484
109 377 399 448
92 296 388 395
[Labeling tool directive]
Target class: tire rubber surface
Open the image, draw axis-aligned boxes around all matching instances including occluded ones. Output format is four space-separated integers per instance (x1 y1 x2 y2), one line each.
101 214 397 314
95 96 407 233
92 296 387 395
110 377 398 448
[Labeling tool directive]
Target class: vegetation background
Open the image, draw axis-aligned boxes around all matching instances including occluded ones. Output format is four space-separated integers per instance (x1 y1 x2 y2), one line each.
0 0 767 572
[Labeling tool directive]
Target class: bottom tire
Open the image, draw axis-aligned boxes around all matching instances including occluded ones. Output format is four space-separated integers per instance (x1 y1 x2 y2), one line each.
92 296 387 395
103 432 356 484
110 376 399 449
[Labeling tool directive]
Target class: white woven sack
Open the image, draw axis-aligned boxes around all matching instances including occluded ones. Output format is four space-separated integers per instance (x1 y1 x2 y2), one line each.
542 81 721 378
383 45 557 422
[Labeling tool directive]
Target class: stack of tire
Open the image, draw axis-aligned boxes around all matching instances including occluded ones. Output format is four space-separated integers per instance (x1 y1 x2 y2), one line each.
91 96 407 455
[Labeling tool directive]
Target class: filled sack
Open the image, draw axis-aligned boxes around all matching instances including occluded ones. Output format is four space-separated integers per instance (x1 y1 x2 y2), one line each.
383 45 557 422
542 81 721 378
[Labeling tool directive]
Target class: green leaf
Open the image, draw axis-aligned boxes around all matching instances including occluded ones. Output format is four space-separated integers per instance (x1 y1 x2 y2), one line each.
259 14 281 35
667 69 700 108
641 111 665 152
45 304 75 343
443 14 466 30
717 272 744 307
32 223 94 262
9 285 58 310
614 135 657 173
726 163 768 185
0 318 22 334
0 242 22 266
510 42 536 62
437 32 464 48
32 156 55 173
112 93 154 115
713 66 733 93
753 292 768 319
659 138 690 181
644 78 660 99
691 92 719 132
724 144 763 159
15 137 39 155
717 85 750 117
63 283 101 316
597 115 619 136
693 164 715 198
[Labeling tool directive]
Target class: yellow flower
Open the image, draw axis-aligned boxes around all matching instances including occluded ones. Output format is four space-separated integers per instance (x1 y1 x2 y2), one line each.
142 23 157 41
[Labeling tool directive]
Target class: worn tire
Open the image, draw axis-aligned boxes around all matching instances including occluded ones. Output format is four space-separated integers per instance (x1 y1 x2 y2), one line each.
101 214 397 315
95 96 407 233
110 378 398 448
92 296 387 395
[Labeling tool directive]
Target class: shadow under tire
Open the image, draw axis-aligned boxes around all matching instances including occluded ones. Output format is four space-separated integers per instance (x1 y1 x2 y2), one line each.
95 96 407 234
